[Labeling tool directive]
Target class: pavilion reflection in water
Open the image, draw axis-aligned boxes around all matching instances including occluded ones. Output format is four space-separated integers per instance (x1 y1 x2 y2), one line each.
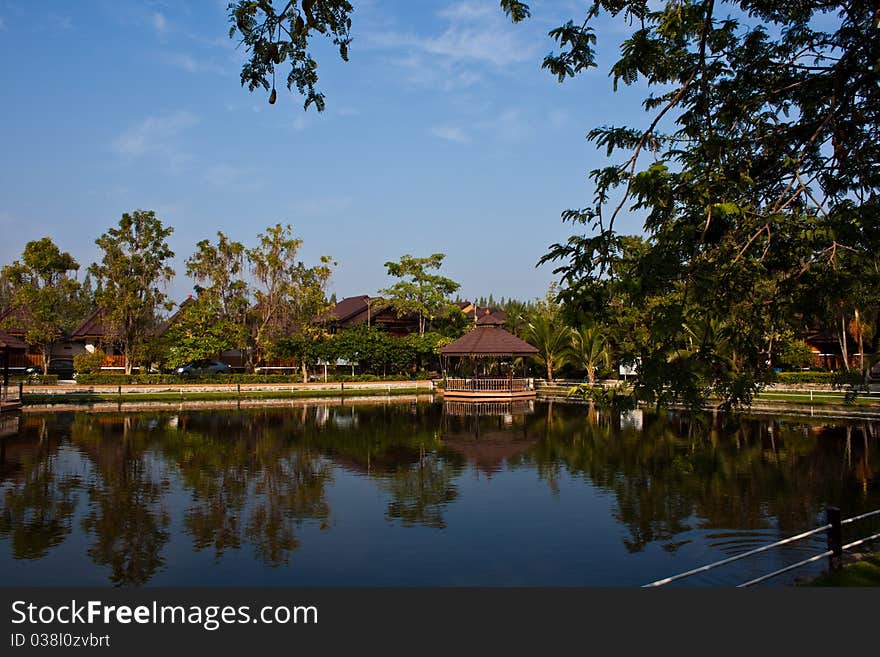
440 400 536 477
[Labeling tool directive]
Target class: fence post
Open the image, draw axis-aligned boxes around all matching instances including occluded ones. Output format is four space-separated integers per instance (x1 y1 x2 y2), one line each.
826 506 842 571
19 381 23 402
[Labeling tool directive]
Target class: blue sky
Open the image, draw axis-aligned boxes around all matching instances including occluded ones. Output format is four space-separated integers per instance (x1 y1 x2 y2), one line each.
0 0 652 306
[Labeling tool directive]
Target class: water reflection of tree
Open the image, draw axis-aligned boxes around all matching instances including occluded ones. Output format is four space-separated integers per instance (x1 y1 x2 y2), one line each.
516 406 880 554
72 415 170 586
0 417 80 559
301 404 462 529
158 410 332 567
382 452 458 529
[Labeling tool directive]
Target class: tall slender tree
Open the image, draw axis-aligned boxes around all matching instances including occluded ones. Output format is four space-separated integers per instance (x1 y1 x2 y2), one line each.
247 223 334 376
89 211 175 374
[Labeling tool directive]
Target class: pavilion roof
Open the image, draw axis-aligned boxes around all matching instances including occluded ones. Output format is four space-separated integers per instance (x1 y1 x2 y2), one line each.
440 326 538 357
0 330 26 351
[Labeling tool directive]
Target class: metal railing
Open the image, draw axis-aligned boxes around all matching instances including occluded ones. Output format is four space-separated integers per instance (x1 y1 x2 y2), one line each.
445 378 531 392
644 506 880 588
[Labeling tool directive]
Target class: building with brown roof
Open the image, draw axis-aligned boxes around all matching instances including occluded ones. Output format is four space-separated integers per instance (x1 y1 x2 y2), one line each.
324 295 420 336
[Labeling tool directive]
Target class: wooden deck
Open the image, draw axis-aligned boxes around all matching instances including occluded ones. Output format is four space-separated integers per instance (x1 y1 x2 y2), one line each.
443 377 536 400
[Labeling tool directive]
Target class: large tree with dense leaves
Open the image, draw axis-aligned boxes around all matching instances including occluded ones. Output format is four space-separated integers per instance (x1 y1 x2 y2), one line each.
532 1 880 407
1 238 83 374
380 254 460 337
171 232 252 368
89 211 175 375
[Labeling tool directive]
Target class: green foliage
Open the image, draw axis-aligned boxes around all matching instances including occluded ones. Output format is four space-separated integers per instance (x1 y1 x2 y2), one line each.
533 1 880 409
380 254 460 337
89 211 175 375
524 293 570 381
75 373 298 385
14 374 59 385
569 325 611 384
163 300 240 371
73 349 105 374
227 0 354 111
776 338 815 371
185 231 251 363
771 371 836 385
247 223 334 376
1 238 83 374
567 382 635 411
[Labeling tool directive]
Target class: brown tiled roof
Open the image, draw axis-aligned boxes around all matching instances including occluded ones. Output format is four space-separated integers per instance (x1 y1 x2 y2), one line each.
71 308 112 339
440 326 538 356
328 295 370 323
0 330 26 351
476 313 505 326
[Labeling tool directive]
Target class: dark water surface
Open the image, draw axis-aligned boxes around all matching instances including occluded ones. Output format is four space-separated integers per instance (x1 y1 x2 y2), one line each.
1 401 878 586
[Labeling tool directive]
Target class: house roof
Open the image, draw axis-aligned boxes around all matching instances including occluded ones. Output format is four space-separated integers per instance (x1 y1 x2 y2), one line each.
440 326 538 357
327 295 370 323
0 330 26 351
476 313 505 327
71 308 111 339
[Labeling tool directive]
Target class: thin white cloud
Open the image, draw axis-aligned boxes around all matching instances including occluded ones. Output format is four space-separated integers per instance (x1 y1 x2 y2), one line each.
163 52 226 75
201 164 263 191
438 1 495 21
290 197 353 216
0 17 6 30
152 12 169 36
431 125 471 144
363 0 535 74
112 111 199 171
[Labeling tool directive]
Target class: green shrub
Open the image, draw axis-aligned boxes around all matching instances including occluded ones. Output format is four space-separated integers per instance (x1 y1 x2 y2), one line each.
73 349 105 374
772 371 845 384
12 375 59 385
72 372 431 386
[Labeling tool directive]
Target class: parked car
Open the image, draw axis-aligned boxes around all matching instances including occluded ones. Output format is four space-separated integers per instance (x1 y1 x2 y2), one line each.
25 359 76 379
175 359 233 376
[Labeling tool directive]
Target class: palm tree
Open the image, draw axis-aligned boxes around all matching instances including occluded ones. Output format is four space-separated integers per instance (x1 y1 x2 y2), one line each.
525 314 569 381
569 326 611 384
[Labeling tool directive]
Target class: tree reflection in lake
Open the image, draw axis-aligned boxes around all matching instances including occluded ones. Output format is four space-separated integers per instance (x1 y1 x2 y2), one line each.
0 402 878 586
0 415 80 560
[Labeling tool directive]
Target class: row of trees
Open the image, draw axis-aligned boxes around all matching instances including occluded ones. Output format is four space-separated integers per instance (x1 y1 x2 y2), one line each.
0 212 335 375
2 212 510 378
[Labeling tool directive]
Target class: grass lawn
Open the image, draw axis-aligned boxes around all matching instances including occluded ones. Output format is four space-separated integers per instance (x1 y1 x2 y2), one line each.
803 554 880 587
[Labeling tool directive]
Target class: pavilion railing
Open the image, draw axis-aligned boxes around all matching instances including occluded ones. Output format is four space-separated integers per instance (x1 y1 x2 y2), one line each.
1 381 23 406
445 378 531 393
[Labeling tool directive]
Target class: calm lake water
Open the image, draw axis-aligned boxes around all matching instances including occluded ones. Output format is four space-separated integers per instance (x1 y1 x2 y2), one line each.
1 400 878 587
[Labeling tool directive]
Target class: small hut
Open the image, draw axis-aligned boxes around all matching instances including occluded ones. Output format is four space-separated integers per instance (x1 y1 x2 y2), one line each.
440 314 538 400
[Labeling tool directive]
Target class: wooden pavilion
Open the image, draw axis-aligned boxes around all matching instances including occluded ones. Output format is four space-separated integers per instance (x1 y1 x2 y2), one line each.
439 314 538 400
